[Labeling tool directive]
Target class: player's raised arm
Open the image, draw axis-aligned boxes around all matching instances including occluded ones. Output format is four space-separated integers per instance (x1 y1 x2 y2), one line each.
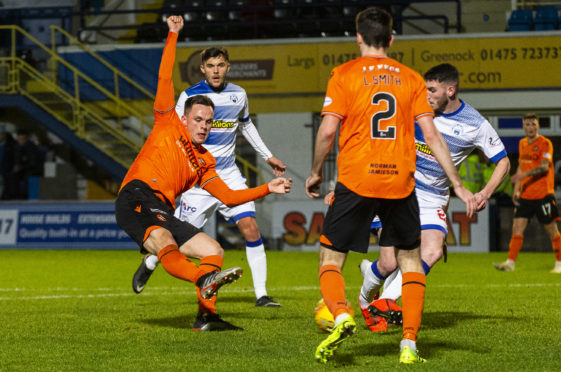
203 176 292 207
154 15 184 114
417 115 476 217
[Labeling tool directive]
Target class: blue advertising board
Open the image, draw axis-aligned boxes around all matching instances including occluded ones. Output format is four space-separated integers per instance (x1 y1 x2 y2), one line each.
0 202 136 249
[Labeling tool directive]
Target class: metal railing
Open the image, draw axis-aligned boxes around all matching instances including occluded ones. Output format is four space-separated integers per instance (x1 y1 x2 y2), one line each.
0 24 265 185
0 25 144 168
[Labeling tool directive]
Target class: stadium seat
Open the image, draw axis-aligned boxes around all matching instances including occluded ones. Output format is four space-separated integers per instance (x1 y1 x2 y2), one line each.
534 6 559 30
319 0 343 19
273 0 294 20
206 0 227 22
342 0 361 18
295 0 316 20
183 0 204 23
161 0 184 22
507 9 533 31
135 22 165 43
227 0 246 21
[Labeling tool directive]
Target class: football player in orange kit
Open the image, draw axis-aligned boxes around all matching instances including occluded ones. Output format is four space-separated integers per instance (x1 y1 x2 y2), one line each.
494 113 561 273
115 15 291 331
305 7 475 364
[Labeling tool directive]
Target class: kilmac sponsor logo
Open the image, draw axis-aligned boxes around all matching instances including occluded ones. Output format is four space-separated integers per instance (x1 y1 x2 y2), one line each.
212 120 235 129
416 142 432 155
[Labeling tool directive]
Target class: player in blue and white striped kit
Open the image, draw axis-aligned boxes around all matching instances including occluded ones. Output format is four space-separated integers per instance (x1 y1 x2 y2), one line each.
359 63 511 331
133 47 286 308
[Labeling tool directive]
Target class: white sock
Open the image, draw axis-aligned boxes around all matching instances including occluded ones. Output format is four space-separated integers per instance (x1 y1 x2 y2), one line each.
334 312 350 327
145 254 159 271
246 238 267 299
380 269 402 301
400 338 416 351
359 261 384 308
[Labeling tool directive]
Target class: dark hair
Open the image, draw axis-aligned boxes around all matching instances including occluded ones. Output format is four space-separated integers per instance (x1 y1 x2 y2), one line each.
184 95 215 115
200 47 229 64
355 7 393 49
424 63 459 90
523 112 539 121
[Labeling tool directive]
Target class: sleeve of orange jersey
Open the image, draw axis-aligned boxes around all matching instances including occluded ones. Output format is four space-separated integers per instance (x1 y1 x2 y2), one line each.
202 177 270 207
321 68 346 119
411 73 434 119
154 32 178 115
543 139 553 164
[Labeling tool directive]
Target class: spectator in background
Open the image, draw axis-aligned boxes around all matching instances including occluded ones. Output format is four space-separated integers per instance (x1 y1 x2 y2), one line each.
0 124 17 199
13 129 43 199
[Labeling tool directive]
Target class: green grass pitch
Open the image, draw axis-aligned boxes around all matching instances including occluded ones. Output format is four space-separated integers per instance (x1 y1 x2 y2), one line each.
1 249 560 371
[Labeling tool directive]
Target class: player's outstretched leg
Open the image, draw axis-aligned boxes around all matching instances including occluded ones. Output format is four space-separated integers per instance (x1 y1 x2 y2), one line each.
358 293 388 332
132 254 159 293
196 267 243 299
314 314 356 363
368 298 403 325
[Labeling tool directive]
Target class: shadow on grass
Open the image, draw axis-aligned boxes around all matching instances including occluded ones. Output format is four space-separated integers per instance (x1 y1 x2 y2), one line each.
139 315 194 329
347 310 517 360
422 310 518 330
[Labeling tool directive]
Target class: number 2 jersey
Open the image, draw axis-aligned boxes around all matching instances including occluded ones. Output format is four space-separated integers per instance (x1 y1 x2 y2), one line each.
321 56 434 199
414 100 507 206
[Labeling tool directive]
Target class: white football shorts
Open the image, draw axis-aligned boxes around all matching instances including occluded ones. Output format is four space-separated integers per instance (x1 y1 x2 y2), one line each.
174 167 255 228
416 188 449 235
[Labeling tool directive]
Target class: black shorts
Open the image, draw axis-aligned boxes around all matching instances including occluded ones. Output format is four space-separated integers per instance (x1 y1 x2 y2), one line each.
321 182 420 253
115 180 201 253
514 194 560 224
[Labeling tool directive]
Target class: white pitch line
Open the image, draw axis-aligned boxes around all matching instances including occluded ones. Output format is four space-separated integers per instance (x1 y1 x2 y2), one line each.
0 282 560 301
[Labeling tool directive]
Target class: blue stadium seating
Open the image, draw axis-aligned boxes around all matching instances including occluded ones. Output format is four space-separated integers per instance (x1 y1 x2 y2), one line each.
508 9 533 31
534 6 559 30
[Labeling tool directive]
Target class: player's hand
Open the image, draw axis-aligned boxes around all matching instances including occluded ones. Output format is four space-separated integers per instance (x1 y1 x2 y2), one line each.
305 174 322 198
323 190 334 205
474 192 488 211
266 156 286 176
167 15 184 34
512 191 520 206
454 184 476 218
268 177 292 194
510 171 524 184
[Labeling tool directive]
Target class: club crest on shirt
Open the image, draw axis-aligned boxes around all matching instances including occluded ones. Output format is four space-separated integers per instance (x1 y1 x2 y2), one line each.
452 125 462 136
199 158 206 166
230 94 238 103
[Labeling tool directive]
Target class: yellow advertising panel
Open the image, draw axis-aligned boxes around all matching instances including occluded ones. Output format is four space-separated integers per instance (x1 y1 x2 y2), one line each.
174 34 561 113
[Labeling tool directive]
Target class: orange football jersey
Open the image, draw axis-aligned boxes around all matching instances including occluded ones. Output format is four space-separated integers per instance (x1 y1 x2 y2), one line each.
518 135 554 200
322 56 433 199
120 32 219 207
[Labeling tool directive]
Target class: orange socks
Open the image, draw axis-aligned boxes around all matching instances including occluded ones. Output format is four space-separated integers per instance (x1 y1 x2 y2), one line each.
319 265 348 319
158 244 204 282
401 271 426 342
158 247 225 314
196 255 223 314
507 234 524 261
552 234 561 261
